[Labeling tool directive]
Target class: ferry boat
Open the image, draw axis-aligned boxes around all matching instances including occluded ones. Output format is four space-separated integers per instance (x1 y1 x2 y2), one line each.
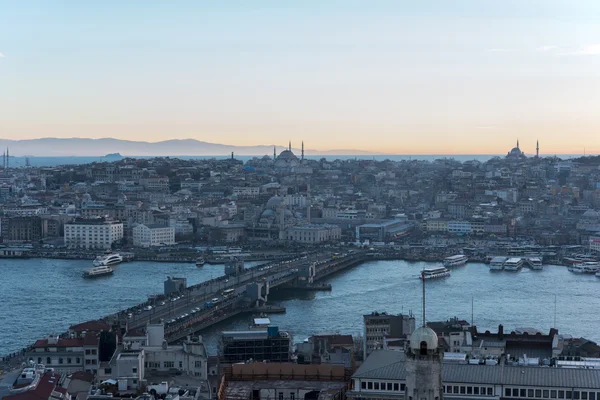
195 257 205 267
83 265 114 278
527 257 543 270
93 253 123 267
503 257 524 271
488 256 507 271
443 254 468 267
420 266 451 280
568 262 600 274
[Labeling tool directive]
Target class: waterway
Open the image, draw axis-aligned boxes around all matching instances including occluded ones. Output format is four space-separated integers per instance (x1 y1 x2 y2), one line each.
2 258 599 356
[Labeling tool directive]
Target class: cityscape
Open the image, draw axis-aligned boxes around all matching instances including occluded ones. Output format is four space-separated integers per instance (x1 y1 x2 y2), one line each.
2 1 600 400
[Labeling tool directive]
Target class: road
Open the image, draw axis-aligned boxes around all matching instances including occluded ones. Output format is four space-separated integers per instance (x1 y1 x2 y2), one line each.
125 252 330 329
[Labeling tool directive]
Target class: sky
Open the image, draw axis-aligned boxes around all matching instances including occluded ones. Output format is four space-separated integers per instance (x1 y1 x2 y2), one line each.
1 0 600 155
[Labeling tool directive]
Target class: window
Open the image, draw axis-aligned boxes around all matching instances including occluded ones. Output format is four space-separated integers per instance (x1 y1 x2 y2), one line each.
164 361 174 368
279 394 283 400
59 358 63 364
544 391 550 398
46 357 51 365
91 349 97 355
394 383 399 391
454 386 459 394
474 387 480 395
488 388 494 396
105 368 112 374
514 389 520 397
401 384 406 391
574 393 579 400
132 368 137 373
537 391 543 398
522 389 528 397
387 383 393 391
374 382 380 390
67 358 72 364
461 387 466 394
368 382 373 390
559 392 565 399
567 392 573 399
85 349 91 355
582 393 588 400
590 394 595 400
290 394 295 400
552 391 558 399
37 357 42 364
361 382 366 390
133 380 137 385
467 387 473 395
530 390 536 397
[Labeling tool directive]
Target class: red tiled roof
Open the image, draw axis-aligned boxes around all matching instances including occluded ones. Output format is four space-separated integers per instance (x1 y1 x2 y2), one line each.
69 320 110 333
4 372 61 400
82 333 99 346
124 329 145 338
33 338 83 348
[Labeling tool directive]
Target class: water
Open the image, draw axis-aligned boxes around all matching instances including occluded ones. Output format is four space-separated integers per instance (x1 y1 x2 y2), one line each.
1 259 598 355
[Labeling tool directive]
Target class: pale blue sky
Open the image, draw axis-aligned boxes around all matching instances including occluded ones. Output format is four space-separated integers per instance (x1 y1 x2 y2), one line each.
1 0 599 153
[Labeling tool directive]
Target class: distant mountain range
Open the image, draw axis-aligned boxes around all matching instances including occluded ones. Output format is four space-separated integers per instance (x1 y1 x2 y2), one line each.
0 138 378 157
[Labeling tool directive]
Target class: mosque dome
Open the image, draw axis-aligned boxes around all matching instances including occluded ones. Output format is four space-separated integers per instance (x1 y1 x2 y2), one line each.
409 326 439 352
277 150 298 161
82 193 92 202
266 195 284 210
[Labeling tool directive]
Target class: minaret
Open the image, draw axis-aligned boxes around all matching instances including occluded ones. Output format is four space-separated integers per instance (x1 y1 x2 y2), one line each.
273 146 276 161
289 141 291 152
6 148 8 169
517 139 519 149
2 150 4 169
301 141 304 161
404 272 444 400
536 140 539 158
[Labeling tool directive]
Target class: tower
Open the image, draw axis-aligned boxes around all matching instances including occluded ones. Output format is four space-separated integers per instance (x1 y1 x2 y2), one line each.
536 140 539 158
6 147 8 169
273 146 276 161
301 141 304 161
289 141 291 152
404 273 444 400
516 139 519 149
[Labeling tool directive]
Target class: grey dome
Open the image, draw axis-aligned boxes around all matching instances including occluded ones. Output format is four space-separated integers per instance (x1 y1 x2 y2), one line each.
410 326 438 352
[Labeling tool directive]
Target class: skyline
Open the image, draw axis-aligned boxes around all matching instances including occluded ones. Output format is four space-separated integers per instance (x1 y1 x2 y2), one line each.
1 1 600 154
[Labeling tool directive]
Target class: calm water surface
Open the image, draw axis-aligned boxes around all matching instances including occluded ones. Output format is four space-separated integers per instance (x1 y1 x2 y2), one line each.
1 259 598 355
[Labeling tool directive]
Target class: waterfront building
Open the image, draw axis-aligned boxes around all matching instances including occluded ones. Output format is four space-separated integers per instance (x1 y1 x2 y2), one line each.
0 216 45 242
28 333 100 374
286 224 341 244
363 312 415 359
221 325 292 364
295 334 354 367
590 236 600 254
0 369 68 400
348 349 600 400
356 220 412 242
132 223 175 247
64 218 123 250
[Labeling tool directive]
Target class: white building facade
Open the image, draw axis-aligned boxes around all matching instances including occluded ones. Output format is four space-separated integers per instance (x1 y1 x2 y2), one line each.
132 224 175 247
286 224 341 243
64 218 124 249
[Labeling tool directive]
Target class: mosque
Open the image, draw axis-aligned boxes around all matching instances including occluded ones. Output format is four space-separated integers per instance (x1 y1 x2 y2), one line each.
273 141 312 174
506 139 539 160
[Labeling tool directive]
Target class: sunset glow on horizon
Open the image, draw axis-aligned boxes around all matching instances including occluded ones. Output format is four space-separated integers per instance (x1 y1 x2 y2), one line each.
1 1 599 155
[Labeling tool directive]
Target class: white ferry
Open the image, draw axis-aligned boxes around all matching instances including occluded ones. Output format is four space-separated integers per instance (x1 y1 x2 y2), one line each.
503 257 524 271
195 257 205 267
420 266 451 280
488 256 506 271
93 253 123 267
443 254 468 267
527 257 543 270
568 262 600 274
83 265 114 278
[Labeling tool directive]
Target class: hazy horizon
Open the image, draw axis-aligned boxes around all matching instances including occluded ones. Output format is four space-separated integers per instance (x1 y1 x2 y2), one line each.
1 1 599 154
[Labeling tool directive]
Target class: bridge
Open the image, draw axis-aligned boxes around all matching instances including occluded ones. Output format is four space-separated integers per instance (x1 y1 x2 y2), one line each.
111 250 368 343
